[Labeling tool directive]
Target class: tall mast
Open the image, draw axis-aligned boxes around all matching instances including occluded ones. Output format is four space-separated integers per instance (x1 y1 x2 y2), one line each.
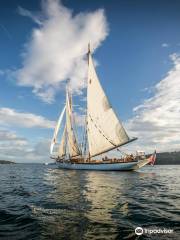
87 42 91 65
87 43 91 160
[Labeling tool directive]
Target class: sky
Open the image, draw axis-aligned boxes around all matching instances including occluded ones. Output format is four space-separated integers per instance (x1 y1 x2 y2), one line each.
0 0 180 162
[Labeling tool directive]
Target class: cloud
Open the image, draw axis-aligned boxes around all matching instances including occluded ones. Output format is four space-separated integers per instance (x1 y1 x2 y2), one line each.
17 6 43 25
0 106 55 161
0 129 28 160
125 53 180 153
0 129 27 145
0 129 50 162
0 107 55 128
15 0 108 103
161 43 169 48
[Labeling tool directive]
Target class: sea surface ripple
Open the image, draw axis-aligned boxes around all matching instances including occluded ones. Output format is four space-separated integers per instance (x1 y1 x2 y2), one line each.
0 164 179 240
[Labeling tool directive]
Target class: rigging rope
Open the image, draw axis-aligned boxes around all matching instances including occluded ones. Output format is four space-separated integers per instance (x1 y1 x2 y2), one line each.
88 114 129 156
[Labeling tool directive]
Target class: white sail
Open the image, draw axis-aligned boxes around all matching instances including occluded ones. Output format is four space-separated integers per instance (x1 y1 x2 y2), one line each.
58 125 66 158
87 51 131 157
66 90 81 157
50 105 66 155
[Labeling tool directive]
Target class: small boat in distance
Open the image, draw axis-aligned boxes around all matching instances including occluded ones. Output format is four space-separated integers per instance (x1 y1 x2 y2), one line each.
50 44 156 171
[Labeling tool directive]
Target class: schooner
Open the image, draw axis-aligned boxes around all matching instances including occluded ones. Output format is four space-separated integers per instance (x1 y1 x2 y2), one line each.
50 45 156 170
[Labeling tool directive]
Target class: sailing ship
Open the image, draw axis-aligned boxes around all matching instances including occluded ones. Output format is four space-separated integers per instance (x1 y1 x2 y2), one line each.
50 45 156 171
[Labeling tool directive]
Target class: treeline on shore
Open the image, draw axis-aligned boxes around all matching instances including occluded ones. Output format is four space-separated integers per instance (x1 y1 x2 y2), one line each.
154 151 180 165
0 160 15 164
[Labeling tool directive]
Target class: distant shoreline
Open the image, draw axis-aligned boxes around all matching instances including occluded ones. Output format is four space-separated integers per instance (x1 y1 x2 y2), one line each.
148 151 180 165
0 160 15 164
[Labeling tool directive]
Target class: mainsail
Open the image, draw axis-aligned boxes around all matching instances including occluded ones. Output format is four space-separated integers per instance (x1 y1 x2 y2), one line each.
58 125 66 158
66 89 81 157
50 105 66 155
87 48 135 157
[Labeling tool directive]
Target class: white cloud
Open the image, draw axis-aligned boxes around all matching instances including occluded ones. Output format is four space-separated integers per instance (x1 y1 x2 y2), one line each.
0 106 55 161
0 129 27 145
0 129 50 162
17 139 50 162
15 0 108 103
0 129 28 160
161 43 169 48
125 53 180 153
0 107 55 128
17 6 43 25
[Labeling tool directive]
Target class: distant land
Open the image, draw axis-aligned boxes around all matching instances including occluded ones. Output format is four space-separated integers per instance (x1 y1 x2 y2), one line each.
150 151 180 165
0 160 15 164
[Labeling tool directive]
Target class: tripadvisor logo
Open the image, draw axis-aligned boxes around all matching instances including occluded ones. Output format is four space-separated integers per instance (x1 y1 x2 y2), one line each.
135 227 143 235
135 226 174 235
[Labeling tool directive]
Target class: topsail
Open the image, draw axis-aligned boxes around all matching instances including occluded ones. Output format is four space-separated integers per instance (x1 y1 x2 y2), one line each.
50 105 66 155
66 90 81 158
58 125 67 157
87 49 133 157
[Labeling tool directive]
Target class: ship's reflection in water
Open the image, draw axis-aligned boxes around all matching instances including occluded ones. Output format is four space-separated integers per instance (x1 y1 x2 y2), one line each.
32 167 179 240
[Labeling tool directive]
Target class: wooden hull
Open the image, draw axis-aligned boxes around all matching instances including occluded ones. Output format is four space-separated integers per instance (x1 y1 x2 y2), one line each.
54 158 150 171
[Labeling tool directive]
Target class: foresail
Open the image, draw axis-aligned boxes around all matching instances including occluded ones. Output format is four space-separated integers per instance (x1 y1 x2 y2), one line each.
66 91 81 157
58 125 66 157
87 52 131 157
50 105 66 155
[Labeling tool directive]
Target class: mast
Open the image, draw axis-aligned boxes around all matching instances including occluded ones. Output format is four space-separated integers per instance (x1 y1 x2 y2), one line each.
87 43 91 160
86 44 137 158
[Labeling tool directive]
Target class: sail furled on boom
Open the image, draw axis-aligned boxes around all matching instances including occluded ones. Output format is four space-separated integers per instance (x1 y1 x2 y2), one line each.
87 51 132 157
58 125 67 158
50 105 66 155
66 90 81 157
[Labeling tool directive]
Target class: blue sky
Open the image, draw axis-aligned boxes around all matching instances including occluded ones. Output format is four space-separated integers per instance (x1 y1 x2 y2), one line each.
0 0 180 162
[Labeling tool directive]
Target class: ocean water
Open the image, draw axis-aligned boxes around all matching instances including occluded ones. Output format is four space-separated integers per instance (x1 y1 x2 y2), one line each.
0 164 179 240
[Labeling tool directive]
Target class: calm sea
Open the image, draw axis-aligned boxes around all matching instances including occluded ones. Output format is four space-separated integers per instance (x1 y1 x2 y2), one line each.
0 164 179 240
